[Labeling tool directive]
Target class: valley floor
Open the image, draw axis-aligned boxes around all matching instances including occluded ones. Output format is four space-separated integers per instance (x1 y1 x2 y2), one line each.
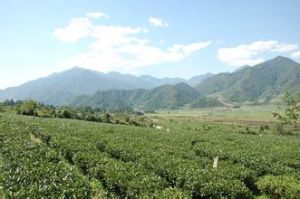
149 104 289 126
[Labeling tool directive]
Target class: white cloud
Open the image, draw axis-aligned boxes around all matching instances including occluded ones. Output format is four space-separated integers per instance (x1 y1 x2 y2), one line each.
272 43 298 52
53 12 110 43
148 17 168 27
291 51 300 59
86 12 109 19
218 40 298 67
54 14 210 73
53 17 93 43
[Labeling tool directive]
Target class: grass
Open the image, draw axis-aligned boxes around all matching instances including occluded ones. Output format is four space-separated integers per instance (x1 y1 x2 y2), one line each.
147 104 284 126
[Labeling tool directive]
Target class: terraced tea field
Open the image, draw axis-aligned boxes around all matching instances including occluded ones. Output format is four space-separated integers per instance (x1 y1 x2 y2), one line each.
0 113 299 198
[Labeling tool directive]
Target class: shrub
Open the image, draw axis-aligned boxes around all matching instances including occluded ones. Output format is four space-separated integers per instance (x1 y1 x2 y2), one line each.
256 175 300 198
18 100 39 116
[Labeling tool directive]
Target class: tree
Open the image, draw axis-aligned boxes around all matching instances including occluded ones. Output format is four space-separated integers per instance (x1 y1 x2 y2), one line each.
0 102 4 112
272 92 299 134
18 100 39 116
104 112 111 123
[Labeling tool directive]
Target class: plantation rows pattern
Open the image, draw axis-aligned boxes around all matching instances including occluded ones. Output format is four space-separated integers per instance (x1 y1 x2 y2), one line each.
0 114 299 198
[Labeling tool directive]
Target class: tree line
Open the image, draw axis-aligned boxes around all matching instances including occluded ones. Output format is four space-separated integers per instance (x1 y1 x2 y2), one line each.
0 99 148 127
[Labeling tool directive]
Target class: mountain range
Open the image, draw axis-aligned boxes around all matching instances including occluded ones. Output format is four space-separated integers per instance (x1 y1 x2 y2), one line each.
0 67 212 105
0 56 299 110
72 83 222 111
196 56 300 103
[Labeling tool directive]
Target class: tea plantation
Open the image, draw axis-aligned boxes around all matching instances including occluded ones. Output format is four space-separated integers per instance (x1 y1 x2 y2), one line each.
0 113 299 198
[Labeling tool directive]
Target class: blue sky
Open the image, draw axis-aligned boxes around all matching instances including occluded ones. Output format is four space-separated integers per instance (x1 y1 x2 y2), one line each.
1 0 300 89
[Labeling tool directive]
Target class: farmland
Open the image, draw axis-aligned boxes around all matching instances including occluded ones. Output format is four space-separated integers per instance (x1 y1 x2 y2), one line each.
0 111 299 198
148 105 281 126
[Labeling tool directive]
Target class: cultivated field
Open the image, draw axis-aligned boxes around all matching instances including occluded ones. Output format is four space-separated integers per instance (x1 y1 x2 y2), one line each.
149 105 279 123
0 109 299 198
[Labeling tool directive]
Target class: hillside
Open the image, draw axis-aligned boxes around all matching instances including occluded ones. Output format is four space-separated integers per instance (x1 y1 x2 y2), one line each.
72 89 142 111
0 68 211 105
72 83 219 111
187 73 213 86
105 72 187 89
138 83 202 110
196 56 300 103
0 68 139 105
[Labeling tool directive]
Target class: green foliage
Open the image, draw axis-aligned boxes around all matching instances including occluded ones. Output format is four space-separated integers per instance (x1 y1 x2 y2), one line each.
56 109 72 118
17 100 39 116
2 99 151 128
104 112 112 123
0 114 299 198
0 120 94 198
156 188 191 198
256 175 300 198
272 92 300 134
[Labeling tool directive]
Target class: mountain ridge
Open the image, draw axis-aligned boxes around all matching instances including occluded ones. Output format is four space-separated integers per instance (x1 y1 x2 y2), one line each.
0 67 212 104
72 82 222 111
196 56 300 103
0 56 299 108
